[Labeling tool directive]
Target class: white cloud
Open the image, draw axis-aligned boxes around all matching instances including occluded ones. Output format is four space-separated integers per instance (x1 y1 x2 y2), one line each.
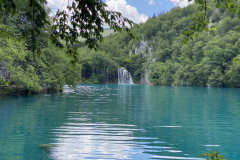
47 0 148 24
169 0 193 8
106 0 148 24
47 0 66 10
149 0 156 5
47 0 71 14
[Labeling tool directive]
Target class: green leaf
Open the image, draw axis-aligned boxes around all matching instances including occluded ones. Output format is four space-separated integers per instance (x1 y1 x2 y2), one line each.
4 80 9 86
184 30 193 37
216 3 221 8
210 25 216 30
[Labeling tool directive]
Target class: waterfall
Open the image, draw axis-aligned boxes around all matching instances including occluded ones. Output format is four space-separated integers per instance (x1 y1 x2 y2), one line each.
106 68 109 83
143 72 150 84
118 67 134 84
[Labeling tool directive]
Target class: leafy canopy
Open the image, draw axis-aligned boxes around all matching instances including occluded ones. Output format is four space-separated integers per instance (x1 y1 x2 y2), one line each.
51 0 135 63
184 0 238 43
0 0 135 63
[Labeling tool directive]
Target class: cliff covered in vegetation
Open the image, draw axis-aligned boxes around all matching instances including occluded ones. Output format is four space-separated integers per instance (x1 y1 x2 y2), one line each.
81 2 240 87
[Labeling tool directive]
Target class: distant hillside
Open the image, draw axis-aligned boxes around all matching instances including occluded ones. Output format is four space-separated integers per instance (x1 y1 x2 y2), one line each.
102 29 114 37
78 2 240 87
79 29 114 42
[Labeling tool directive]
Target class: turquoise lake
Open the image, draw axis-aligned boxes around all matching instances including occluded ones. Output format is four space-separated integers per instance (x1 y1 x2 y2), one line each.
1 84 240 160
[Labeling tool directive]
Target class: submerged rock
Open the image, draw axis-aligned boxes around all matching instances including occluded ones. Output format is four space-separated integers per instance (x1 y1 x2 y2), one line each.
0 62 10 81
39 144 56 152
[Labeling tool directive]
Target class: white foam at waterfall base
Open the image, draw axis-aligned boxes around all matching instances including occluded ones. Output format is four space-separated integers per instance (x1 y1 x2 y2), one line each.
118 67 134 84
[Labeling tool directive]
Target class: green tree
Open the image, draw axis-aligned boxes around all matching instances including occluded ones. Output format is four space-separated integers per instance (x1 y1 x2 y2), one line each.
185 0 238 42
0 0 135 63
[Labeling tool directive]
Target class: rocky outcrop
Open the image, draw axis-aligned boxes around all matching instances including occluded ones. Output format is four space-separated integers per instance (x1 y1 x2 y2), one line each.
129 40 152 57
0 62 10 81
134 40 151 56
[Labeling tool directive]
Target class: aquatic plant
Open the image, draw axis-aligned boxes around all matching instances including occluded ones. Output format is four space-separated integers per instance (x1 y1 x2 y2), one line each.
200 151 229 160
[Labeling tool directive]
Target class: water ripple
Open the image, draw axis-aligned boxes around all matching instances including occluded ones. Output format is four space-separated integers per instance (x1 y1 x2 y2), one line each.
51 119 169 159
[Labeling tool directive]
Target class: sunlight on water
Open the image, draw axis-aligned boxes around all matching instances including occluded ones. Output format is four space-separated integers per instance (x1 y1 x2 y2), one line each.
51 122 142 159
50 85 203 160
153 126 182 128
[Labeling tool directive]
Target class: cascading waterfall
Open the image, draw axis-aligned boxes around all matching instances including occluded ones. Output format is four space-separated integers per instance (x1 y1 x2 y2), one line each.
143 72 150 84
118 67 134 84
106 68 109 84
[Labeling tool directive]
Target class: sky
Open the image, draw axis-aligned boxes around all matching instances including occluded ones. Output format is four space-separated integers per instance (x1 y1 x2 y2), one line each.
47 0 192 24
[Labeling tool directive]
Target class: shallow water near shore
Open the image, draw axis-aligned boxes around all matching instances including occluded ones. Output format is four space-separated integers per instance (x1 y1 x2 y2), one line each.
1 84 240 160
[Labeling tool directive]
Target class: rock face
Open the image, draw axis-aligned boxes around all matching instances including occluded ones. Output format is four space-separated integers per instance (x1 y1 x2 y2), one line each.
133 40 152 56
39 144 56 152
141 69 150 84
129 40 152 56
0 62 10 81
130 40 153 84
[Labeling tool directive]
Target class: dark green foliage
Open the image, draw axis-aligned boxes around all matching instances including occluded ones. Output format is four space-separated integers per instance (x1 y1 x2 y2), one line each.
185 0 238 42
0 1 82 95
79 48 118 84
0 0 16 14
0 28 82 95
0 0 136 67
0 0 49 59
89 1 240 87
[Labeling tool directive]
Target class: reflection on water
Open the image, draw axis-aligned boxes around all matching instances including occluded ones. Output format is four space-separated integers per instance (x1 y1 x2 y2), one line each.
1 85 240 160
52 121 143 159
50 85 203 160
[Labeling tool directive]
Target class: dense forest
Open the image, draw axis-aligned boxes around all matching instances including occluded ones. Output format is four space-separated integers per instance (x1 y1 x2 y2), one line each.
82 1 240 87
1 1 240 95
0 1 82 95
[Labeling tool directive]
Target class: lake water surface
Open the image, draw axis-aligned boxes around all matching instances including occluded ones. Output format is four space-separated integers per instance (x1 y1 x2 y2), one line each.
1 84 240 160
